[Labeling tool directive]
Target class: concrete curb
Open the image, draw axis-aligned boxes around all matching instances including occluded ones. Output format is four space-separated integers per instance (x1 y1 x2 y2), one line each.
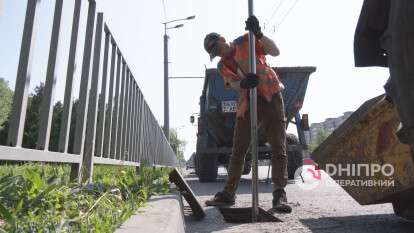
115 192 185 233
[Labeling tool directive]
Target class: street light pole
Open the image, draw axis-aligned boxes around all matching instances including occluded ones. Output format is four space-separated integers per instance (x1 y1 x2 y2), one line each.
163 25 169 141
162 15 195 142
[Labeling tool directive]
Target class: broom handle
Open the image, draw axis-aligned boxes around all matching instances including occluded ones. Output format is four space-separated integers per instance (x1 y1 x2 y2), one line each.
247 0 259 223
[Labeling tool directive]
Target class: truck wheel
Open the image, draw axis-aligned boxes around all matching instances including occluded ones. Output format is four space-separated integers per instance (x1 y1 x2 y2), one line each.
196 153 218 182
287 133 303 179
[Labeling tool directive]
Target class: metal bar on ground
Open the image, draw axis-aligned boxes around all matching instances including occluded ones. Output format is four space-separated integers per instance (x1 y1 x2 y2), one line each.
95 24 110 157
59 0 82 153
71 0 96 181
110 49 122 158
37 0 64 150
7 0 40 147
82 12 104 182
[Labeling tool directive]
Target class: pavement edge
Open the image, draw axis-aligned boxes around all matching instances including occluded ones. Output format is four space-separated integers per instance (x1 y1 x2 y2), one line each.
115 191 185 233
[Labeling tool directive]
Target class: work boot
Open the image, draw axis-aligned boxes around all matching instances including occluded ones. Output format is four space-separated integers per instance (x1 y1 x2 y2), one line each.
205 191 235 206
272 189 292 213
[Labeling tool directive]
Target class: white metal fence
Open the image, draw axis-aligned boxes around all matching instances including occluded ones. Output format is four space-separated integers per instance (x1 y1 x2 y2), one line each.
0 0 177 182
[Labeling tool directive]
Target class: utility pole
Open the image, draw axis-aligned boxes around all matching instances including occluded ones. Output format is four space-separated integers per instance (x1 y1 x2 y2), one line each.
162 15 195 142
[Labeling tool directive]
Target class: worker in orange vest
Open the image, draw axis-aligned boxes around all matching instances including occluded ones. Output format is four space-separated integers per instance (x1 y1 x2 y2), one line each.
203 15 291 213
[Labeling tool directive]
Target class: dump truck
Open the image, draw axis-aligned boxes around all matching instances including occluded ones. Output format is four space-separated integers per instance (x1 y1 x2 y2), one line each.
192 67 316 182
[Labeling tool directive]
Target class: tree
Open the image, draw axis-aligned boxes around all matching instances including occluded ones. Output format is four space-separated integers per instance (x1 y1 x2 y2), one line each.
21 84 44 149
309 128 330 152
0 78 13 131
163 127 186 167
48 101 63 152
0 84 74 151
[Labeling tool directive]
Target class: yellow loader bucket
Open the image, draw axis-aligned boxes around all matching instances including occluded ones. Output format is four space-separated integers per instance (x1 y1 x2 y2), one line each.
312 94 414 220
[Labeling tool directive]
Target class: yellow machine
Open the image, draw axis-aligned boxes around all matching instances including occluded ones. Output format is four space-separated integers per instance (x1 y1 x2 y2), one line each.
312 95 414 220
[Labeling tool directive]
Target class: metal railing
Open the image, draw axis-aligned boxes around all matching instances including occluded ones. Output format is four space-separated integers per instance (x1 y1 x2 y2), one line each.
0 0 177 182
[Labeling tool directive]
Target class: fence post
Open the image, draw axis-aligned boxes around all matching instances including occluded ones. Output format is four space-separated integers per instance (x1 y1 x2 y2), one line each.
70 0 96 181
7 0 40 147
102 33 117 158
110 50 122 158
58 0 82 153
127 74 135 161
116 59 126 160
95 23 110 157
82 12 104 182
36 0 64 150
120 68 130 160
135 90 144 163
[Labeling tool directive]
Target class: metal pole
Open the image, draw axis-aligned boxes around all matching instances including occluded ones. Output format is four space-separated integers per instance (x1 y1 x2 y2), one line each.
116 58 126 160
71 0 96 181
82 12 104 182
37 0 64 150
58 0 82 153
7 0 39 147
163 26 170 141
110 50 122 158
95 25 111 157
248 0 259 223
103 36 117 158
72 0 96 156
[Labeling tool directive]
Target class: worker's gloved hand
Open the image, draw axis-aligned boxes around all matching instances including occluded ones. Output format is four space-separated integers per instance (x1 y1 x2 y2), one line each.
240 73 259 89
245 15 263 39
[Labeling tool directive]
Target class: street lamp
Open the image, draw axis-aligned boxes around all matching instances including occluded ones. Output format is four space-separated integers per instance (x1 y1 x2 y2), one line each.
162 15 195 142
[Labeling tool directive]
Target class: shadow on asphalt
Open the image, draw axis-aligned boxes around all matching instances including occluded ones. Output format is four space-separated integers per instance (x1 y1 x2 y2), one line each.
184 206 244 232
300 214 414 233
185 174 278 196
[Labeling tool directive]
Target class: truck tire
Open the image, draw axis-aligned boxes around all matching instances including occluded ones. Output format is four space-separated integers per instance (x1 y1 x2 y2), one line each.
287 133 303 179
196 153 218 182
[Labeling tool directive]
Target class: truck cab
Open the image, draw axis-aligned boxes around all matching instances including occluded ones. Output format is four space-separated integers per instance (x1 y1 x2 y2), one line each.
193 67 316 182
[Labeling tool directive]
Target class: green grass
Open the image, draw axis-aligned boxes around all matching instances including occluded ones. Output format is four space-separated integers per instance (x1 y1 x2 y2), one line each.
0 163 171 233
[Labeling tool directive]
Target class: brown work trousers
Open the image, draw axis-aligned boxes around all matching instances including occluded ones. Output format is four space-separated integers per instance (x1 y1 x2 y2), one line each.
224 92 287 195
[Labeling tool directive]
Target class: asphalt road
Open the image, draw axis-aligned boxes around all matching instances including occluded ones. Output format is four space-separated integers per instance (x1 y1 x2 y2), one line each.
183 166 414 233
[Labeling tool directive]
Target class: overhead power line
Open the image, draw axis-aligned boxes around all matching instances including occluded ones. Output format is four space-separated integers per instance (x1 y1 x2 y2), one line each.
275 0 300 28
265 0 285 28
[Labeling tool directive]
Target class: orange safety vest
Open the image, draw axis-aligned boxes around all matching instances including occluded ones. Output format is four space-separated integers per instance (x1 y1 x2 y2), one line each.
218 34 284 118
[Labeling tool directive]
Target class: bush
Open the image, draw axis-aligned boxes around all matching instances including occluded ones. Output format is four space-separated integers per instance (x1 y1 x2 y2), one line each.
0 163 171 232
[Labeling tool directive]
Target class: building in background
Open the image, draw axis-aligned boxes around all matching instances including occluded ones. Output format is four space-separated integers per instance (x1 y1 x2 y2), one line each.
307 111 353 146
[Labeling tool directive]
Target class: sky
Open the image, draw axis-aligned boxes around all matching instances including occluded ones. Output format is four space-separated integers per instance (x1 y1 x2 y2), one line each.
0 0 389 160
